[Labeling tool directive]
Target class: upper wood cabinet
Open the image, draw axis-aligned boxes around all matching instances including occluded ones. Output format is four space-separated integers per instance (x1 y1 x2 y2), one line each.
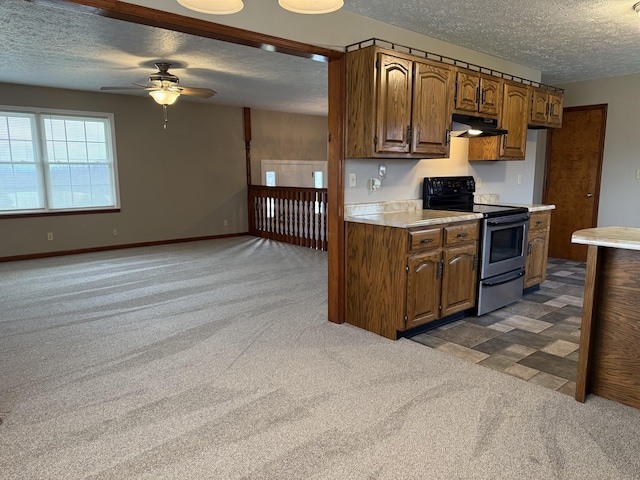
346 46 454 159
453 69 502 118
529 87 564 128
468 81 530 161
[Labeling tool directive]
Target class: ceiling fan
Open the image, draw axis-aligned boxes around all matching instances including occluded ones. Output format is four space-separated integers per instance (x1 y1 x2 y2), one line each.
101 62 216 128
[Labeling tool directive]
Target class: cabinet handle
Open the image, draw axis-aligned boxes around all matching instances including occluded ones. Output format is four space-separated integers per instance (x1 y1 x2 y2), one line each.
420 238 434 244
528 242 532 255
503 134 508 149
446 129 451 146
550 103 555 116
475 87 480 106
481 89 486 104
472 254 478 271
546 103 550 115
406 125 411 145
535 220 543 226
436 260 443 279
456 232 469 238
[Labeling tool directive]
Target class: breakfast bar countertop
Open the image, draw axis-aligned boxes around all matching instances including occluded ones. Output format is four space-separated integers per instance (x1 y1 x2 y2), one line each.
571 226 640 251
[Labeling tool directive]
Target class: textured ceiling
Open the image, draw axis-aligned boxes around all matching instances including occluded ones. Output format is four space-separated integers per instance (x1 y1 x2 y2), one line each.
0 0 329 115
2 0 640 116
345 0 640 85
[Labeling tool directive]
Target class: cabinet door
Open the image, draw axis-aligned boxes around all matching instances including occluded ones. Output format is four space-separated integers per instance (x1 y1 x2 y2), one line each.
524 231 550 288
441 243 478 317
406 251 442 327
499 82 529 159
412 61 454 156
478 76 501 117
547 91 563 127
530 88 549 125
376 53 413 154
453 70 480 114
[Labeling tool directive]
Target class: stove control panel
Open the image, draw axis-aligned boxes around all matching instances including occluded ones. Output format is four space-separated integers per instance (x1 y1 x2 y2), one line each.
423 176 476 195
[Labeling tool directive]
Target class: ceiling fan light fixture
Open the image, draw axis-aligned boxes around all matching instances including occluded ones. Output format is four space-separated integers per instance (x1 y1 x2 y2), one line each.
634 2 640 16
149 89 180 105
278 0 343 14
176 0 244 15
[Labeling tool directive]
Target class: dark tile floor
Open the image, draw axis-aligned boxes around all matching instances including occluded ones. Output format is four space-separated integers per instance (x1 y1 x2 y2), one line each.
410 258 586 396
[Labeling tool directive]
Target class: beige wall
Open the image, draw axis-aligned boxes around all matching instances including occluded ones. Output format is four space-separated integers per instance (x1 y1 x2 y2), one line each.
0 83 248 258
0 84 334 258
559 73 640 228
249 109 327 184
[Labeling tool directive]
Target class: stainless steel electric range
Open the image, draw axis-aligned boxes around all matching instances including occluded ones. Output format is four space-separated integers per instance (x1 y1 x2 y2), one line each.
423 176 530 315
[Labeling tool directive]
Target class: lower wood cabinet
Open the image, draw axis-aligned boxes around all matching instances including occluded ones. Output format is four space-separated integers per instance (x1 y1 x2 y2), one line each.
346 219 479 339
441 243 478 317
524 210 552 288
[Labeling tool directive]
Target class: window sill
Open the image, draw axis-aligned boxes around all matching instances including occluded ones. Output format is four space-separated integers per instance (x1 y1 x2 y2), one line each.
0 208 121 219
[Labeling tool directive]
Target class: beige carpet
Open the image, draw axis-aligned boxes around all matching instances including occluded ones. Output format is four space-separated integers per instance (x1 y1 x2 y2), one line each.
1 236 639 479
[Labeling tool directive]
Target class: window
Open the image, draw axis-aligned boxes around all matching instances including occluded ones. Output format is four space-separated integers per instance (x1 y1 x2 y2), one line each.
0 107 119 214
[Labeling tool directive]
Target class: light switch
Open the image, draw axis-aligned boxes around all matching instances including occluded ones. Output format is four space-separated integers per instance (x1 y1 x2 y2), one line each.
517 174 523 185
636 169 640 180
349 173 357 187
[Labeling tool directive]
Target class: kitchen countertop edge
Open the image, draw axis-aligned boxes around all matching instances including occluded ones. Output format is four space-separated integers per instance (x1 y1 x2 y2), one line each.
571 226 640 251
345 210 483 228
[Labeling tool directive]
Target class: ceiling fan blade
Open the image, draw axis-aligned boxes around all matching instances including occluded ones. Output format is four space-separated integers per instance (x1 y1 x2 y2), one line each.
178 87 216 98
100 86 146 91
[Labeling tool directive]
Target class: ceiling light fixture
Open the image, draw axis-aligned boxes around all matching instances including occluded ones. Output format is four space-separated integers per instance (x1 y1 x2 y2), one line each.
635 2 640 16
278 0 344 14
149 89 180 106
176 0 244 15
176 0 343 15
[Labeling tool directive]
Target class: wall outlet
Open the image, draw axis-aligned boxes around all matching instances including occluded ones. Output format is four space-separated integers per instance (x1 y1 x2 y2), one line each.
223 219 228 226
47 232 53 241
368 178 381 191
348 172 357 188
112 228 118 237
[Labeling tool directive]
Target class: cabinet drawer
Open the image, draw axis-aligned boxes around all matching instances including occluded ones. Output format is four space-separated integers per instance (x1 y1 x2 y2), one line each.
444 222 479 245
409 228 442 251
529 211 551 232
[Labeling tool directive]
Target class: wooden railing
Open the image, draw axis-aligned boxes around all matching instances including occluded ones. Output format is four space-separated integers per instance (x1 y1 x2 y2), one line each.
248 185 328 251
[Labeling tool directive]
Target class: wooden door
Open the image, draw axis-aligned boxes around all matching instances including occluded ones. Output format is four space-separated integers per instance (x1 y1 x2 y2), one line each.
412 60 453 156
375 53 412 154
406 251 442 327
499 81 529 159
543 104 607 261
453 70 480 114
530 89 550 125
547 92 564 127
440 243 477 316
478 75 501 117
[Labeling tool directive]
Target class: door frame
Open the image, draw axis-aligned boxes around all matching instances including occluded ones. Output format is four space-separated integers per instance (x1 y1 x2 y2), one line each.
47 0 346 324
542 104 608 232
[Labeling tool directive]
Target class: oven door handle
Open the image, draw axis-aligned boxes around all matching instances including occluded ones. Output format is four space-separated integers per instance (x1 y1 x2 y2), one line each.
486 215 530 227
482 270 524 287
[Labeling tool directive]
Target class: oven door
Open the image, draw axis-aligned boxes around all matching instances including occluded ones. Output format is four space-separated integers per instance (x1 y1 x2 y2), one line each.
480 213 530 279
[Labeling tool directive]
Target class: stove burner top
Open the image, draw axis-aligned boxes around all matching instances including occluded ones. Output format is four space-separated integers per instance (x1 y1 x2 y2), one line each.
438 203 529 218
422 176 529 218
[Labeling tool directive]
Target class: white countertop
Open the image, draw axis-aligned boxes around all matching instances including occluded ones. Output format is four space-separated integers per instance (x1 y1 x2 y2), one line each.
344 200 555 228
572 227 640 251
345 209 483 228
